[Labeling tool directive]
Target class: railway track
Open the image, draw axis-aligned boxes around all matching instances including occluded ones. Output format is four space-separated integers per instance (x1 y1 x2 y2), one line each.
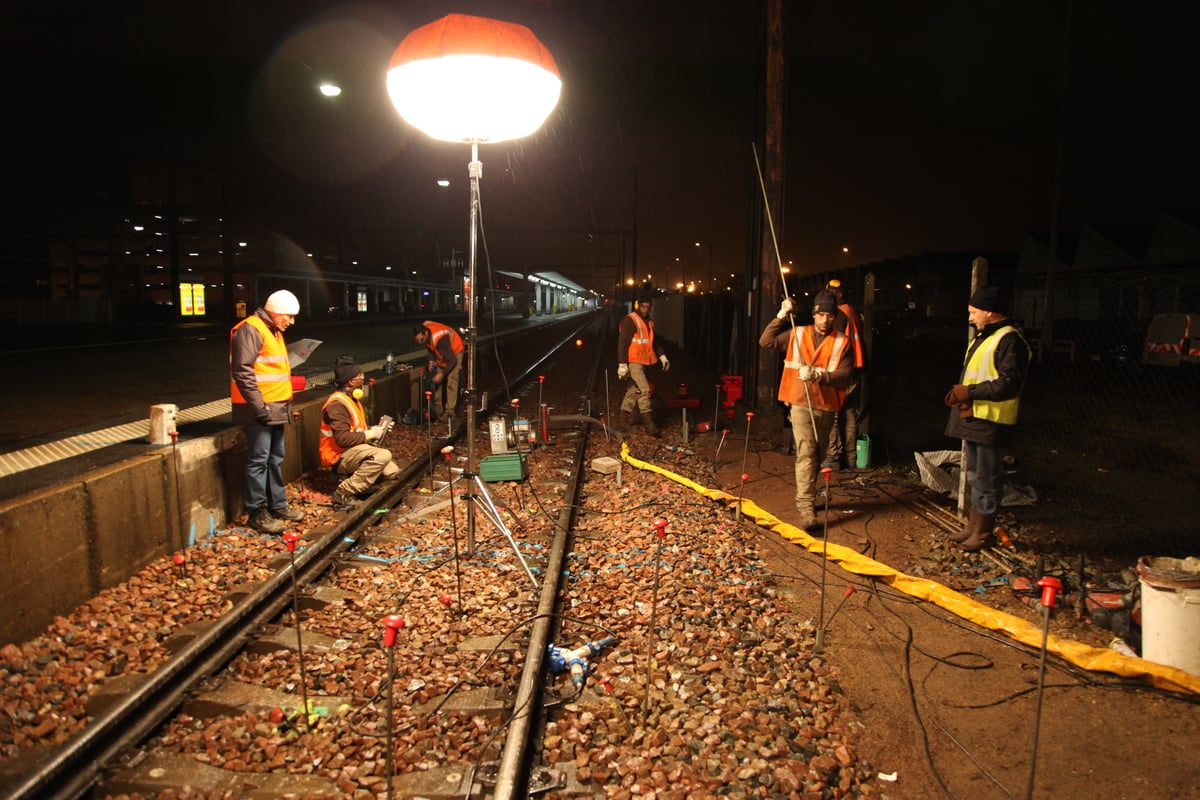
3 310 883 800
4 314 613 800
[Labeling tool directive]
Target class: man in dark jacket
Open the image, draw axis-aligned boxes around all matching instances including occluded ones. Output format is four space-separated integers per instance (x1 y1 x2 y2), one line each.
943 286 1031 551
230 290 306 534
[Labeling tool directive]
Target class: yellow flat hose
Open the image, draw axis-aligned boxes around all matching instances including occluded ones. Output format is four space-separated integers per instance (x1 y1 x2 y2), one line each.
620 443 1200 695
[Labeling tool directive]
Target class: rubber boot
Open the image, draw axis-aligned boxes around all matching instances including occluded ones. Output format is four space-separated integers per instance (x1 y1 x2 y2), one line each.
960 512 996 552
949 506 980 543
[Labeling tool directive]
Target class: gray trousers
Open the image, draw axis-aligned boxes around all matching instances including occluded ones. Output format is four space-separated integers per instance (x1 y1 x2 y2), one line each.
965 440 1004 515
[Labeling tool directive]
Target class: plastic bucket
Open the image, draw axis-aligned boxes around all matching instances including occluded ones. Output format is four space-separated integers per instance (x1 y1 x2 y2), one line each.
855 436 871 469
1138 556 1200 675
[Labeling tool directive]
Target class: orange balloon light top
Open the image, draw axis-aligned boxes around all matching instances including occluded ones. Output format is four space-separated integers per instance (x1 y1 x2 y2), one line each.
387 13 562 144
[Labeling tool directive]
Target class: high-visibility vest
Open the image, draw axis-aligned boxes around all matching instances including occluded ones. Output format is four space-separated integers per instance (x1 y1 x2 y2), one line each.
319 392 366 467
962 325 1029 424
778 326 848 411
839 302 865 369
423 320 464 368
230 314 292 405
626 313 656 365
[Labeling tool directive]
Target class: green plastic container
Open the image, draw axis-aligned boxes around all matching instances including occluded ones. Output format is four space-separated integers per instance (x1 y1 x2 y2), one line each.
479 452 528 482
855 436 871 469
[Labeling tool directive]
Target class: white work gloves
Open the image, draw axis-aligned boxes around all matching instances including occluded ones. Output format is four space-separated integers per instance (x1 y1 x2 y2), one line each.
659 354 671 372
777 297 795 319
365 424 386 442
798 364 826 382
617 364 629 380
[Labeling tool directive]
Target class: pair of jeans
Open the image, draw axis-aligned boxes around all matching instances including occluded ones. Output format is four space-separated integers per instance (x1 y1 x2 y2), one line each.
965 440 1004 515
244 423 287 511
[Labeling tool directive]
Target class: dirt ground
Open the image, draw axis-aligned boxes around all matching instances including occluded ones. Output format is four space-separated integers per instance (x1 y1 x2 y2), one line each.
699 412 1200 800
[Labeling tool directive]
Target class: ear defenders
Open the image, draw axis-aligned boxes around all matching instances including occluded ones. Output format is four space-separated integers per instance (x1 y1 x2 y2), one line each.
352 388 364 400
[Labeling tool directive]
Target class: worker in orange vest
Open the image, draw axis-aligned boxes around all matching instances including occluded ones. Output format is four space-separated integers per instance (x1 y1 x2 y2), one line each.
759 291 854 530
824 279 867 469
230 289 306 534
413 320 464 418
617 297 670 436
320 359 400 511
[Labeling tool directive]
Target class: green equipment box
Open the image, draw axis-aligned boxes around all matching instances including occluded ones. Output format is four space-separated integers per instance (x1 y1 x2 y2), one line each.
479 452 528 482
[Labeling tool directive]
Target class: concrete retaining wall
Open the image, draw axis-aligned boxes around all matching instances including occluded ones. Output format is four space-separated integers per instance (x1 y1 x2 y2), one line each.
0 370 423 648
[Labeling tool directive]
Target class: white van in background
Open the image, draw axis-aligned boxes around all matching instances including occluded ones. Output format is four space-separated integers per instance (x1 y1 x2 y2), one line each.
1142 313 1200 366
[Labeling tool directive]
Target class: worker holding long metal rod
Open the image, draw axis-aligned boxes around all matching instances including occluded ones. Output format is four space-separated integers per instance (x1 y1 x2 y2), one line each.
758 291 854 531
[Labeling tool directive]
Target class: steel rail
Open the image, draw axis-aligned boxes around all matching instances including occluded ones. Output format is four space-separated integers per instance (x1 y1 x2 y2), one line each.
5 316 601 800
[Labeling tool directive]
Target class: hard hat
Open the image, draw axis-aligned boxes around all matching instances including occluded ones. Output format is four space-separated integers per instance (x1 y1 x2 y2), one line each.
264 289 300 315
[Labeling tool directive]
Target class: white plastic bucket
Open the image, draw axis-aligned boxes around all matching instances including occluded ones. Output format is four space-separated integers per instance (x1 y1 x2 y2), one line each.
1138 556 1200 675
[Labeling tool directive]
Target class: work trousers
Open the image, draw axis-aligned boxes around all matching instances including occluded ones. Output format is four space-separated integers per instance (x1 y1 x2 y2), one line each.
964 440 1004 515
620 362 654 414
334 443 401 496
435 364 461 416
826 379 860 465
789 404 836 514
244 423 287 512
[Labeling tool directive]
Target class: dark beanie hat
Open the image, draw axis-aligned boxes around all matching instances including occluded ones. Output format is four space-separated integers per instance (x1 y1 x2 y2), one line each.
969 286 1005 313
335 360 362 386
813 290 838 314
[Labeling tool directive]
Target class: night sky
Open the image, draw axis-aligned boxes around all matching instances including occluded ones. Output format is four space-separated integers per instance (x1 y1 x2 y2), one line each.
2 1 1195 292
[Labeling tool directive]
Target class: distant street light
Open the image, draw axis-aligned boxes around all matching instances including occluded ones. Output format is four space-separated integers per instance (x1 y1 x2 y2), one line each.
319 82 342 97
694 241 714 293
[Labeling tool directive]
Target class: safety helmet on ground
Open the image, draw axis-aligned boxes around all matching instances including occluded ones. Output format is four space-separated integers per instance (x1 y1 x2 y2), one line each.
264 290 301 315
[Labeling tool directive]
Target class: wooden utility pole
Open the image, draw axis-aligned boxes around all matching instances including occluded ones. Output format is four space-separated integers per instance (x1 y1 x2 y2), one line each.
751 0 786 409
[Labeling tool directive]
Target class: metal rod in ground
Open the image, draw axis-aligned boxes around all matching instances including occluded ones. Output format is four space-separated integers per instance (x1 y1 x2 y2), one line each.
425 390 435 491
642 519 669 726
381 615 405 800
740 412 755 474
169 431 184 547
825 585 857 627
1025 576 1063 800
714 428 728 470
815 467 833 652
446 462 465 612
713 384 720 438
736 472 749 523
282 532 310 730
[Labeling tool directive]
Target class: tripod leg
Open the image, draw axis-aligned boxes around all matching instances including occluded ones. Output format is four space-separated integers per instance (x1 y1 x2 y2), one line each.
468 475 539 591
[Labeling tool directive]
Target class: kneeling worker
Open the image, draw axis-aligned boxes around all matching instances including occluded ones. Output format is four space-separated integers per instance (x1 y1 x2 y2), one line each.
320 360 400 510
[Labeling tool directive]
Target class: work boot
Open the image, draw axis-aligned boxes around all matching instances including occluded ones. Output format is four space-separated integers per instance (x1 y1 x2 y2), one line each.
331 491 357 512
643 414 660 437
960 512 997 552
949 507 981 543
270 505 305 523
619 409 637 430
248 507 286 535
796 502 818 532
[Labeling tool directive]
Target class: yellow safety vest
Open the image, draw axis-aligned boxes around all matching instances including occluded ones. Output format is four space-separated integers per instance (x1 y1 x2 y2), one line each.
962 325 1028 424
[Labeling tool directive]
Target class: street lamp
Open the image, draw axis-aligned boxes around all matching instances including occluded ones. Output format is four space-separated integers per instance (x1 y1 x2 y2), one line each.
387 13 560 554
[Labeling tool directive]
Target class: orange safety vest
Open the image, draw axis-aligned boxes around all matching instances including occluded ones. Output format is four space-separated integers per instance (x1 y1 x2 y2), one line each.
423 320 464 368
319 392 366 467
626 313 656 365
778 326 848 411
230 315 293 405
839 302 865 369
